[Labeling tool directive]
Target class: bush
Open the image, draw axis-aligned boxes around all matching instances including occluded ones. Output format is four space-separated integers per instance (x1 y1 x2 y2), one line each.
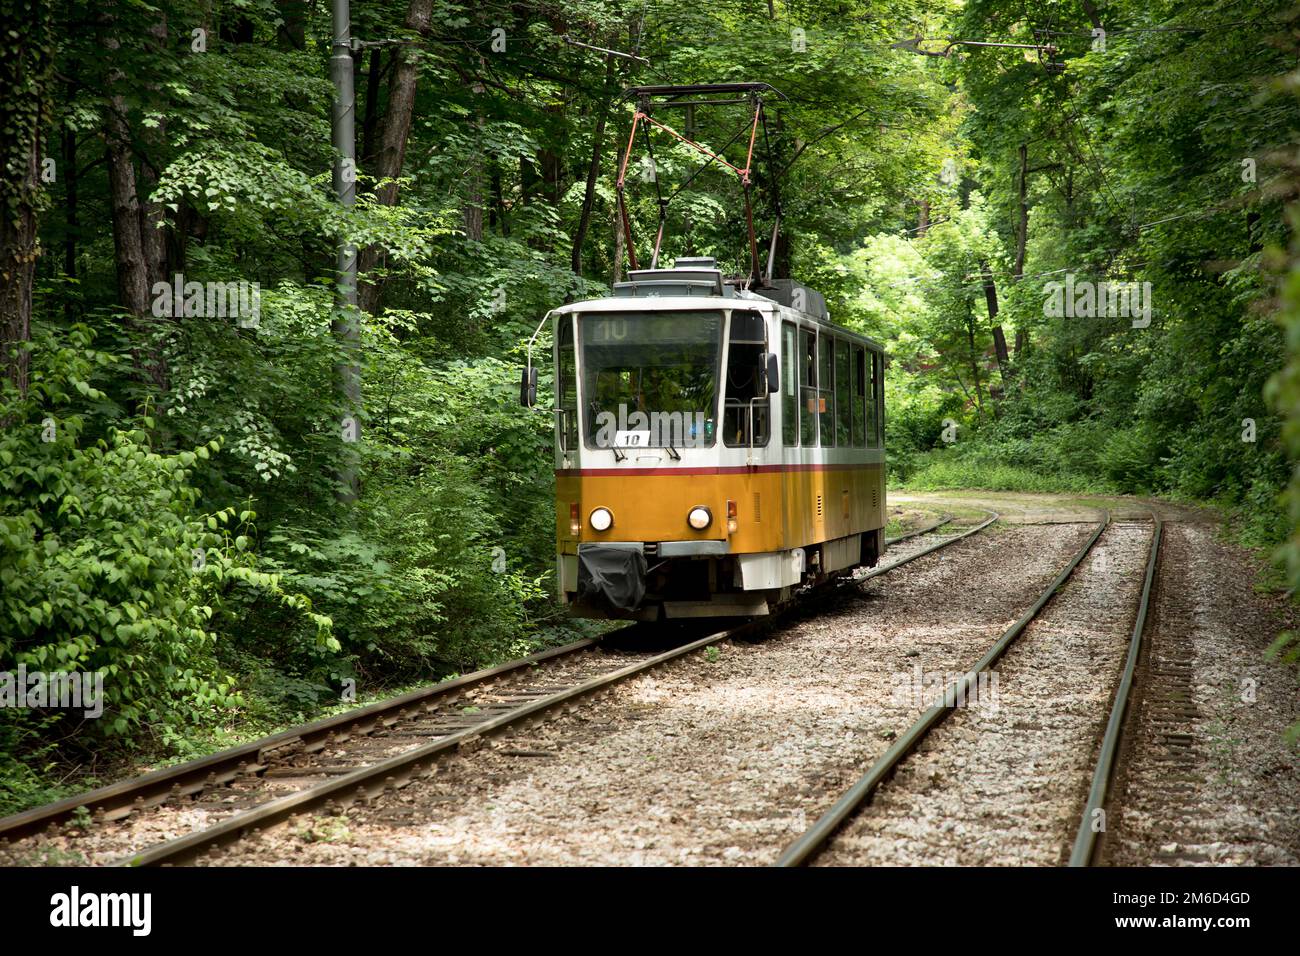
1096 424 1163 493
0 328 331 761
259 460 553 686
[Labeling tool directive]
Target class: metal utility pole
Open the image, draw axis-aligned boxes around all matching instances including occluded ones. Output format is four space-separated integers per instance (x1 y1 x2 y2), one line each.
330 0 361 501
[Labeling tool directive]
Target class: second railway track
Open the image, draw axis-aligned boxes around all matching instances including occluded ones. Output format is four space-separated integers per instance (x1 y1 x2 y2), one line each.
777 512 1164 867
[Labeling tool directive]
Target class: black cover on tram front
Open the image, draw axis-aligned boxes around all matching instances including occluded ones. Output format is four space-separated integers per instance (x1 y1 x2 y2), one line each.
577 544 647 613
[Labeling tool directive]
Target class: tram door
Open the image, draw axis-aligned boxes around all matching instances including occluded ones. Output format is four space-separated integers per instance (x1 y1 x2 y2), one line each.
722 310 773 465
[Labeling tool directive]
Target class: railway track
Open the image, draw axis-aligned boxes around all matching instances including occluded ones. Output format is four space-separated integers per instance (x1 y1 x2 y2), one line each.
1 510 996 867
883 513 953 545
1069 517 1163 866
776 511 1165 867
861 511 997 580
0 635 608 843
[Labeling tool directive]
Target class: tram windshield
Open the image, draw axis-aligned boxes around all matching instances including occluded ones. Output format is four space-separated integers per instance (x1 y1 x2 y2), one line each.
580 310 722 449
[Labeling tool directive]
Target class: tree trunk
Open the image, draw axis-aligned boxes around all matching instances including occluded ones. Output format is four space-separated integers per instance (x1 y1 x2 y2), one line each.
1009 145 1031 359
102 10 166 391
461 79 486 243
980 258 1010 380
1014 143 1028 281
277 0 308 49
916 199 929 237
105 111 166 398
612 202 625 286
461 167 484 243
220 13 255 44
371 0 433 204
770 112 792 279
105 110 150 319
965 301 986 425
540 144 562 206
0 0 51 395
490 168 509 237
139 14 169 292
62 125 78 323
990 326 1011 380
572 58 616 276
62 128 76 279
520 154 536 207
536 6 569 209
361 47 384 167
358 0 436 314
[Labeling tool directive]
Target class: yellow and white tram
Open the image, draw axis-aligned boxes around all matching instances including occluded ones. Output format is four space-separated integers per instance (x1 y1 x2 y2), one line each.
525 256 885 620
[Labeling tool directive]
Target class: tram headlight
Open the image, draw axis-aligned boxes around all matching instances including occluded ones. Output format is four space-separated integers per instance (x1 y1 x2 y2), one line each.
687 506 712 530
589 507 614 532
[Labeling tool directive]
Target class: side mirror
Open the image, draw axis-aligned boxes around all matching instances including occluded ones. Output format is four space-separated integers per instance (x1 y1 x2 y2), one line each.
764 352 780 394
520 366 538 407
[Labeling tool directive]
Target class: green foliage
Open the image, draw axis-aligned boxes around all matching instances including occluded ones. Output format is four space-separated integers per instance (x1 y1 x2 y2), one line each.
297 814 351 844
0 328 330 789
848 0 1294 561
903 456 1107 494
1264 31 1300 723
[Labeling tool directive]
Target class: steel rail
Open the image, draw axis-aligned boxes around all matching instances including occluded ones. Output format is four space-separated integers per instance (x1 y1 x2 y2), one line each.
0 634 609 841
777 514 1109 867
861 510 1000 580
1069 517 1163 866
883 514 953 547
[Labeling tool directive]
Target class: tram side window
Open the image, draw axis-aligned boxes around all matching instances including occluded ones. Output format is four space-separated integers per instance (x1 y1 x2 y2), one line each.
835 339 851 446
865 349 879 448
852 346 866 447
799 327 817 447
558 317 578 450
875 351 885 445
723 311 771 447
782 322 798 446
818 333 834 447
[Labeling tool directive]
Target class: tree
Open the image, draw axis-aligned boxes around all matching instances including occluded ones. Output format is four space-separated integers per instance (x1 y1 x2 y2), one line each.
0 0 52 394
